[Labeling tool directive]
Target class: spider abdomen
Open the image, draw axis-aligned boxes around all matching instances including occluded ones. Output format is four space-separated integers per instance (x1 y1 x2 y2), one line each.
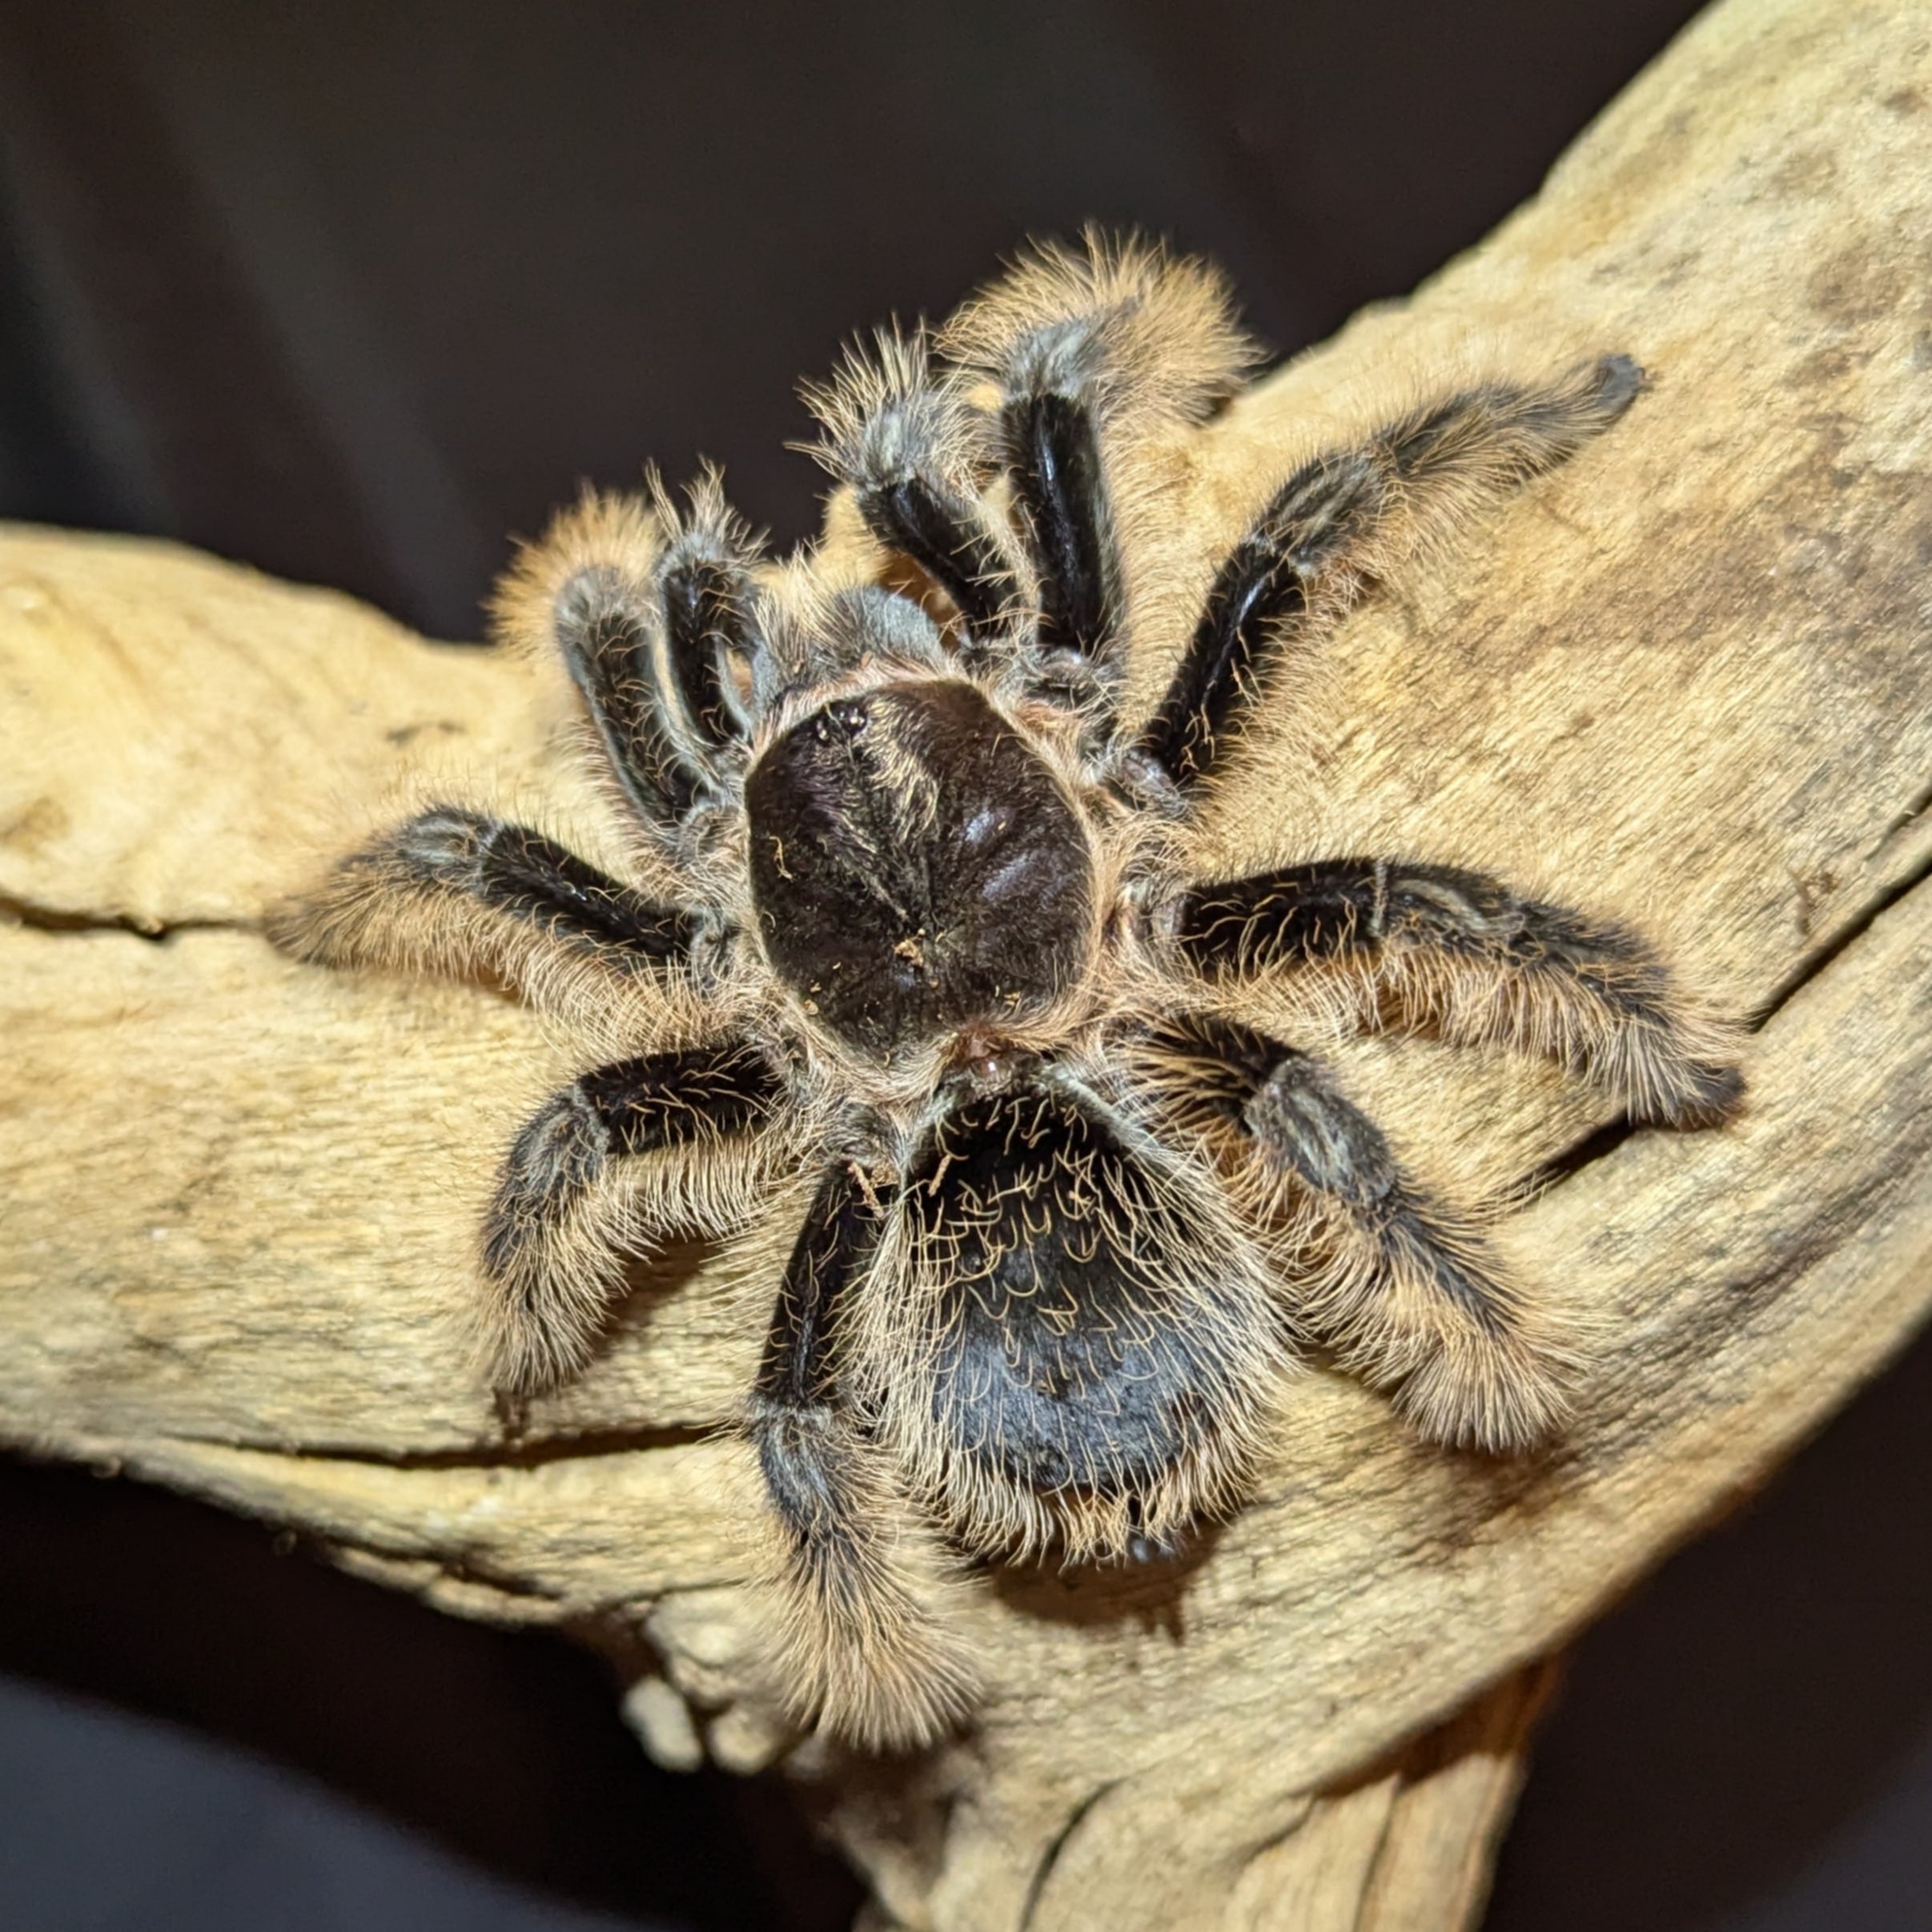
872 1077 1287 1560
745 679 1095 1054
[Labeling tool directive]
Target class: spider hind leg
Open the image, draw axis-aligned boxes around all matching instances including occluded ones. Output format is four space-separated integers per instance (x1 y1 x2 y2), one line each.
1144 1014 1578 1452
875 1071 1287 1565
745 1162 975 1749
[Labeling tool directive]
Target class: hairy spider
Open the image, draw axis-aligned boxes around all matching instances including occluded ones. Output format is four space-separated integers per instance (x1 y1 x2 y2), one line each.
273 236 1742 1749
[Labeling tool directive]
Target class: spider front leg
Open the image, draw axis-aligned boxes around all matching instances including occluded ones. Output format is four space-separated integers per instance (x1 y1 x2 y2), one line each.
1178 858 1744 1127
745 1160 975 1749
1140 355 1643 789
802 326 1025 649
1145 1014 1574 1451
269 805 696 1016
938 234 1256 718
482 1040 777 1393
494 471 762 833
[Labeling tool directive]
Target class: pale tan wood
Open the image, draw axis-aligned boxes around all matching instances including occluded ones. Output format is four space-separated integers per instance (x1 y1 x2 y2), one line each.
3 0 1930 1923
1355 1663 1559 1932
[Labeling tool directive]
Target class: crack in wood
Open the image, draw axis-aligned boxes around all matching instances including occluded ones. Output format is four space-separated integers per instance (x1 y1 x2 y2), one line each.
0 891 253 940
1020 1781 1120 1932
159 1420 718 1472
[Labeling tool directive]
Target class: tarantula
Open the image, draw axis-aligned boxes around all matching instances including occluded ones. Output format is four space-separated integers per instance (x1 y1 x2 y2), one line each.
274 236 1742 1749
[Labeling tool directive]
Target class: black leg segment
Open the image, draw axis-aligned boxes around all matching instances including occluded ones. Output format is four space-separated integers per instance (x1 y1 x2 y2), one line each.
552 560 701 825
659 546 757 752
753 1162 878 1414
858 474 1018 639
745 1162 975 1748
745 1163 883 1662
387 806 695 965
1003 380 1119 670
801 327 1021 645
264 805 701 1009
1177 856 1744 1125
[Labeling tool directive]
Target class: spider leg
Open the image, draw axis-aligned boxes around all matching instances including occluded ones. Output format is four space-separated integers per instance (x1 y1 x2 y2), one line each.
493 472 761 830
1142 1014 1574 1451
990 343 1119 687
1140 355 1641 790
480 1041 777 1393
1178 857 1745 1127
801 325 1024 652
868 1067 1286 1566
269 805 695 1013
938 233 1256 720
745 1160 975 1749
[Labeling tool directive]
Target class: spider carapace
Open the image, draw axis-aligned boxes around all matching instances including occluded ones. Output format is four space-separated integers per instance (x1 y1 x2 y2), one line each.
275 235 1743 1749
746 677 1095 1059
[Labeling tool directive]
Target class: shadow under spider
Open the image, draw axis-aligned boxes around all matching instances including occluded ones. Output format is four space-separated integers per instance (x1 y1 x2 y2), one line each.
492 1232 726 1442
978 1390 1598 1649
986 1522 1229 1645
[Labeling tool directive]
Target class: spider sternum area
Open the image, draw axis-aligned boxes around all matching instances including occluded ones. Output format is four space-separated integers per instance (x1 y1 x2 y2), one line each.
743 679 1098 1061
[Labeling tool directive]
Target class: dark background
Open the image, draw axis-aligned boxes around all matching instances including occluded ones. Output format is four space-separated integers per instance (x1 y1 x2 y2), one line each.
3 2 1929 1928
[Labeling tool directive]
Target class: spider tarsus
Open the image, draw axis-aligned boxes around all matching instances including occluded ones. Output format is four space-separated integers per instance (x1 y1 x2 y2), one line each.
938 227 1258 428
1388 1318 1576 1454
746 1396 978 1750
1589 350 1645 413
1624 1046 1749 1129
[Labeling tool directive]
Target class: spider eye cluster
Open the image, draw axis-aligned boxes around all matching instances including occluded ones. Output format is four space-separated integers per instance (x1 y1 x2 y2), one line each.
744 679 1095 1054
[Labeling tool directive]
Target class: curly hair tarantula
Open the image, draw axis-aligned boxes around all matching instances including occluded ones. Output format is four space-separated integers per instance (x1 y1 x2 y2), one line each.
275 236 1743 1749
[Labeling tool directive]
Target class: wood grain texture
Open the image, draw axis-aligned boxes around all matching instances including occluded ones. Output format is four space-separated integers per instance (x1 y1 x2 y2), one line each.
3 0 1930 1923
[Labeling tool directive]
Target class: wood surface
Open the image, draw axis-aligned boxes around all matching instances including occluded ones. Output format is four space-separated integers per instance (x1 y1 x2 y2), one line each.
3 0 1930 1922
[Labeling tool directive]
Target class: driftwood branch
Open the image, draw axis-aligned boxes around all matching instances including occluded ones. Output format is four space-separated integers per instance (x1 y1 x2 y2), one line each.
3 0 1931 1922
